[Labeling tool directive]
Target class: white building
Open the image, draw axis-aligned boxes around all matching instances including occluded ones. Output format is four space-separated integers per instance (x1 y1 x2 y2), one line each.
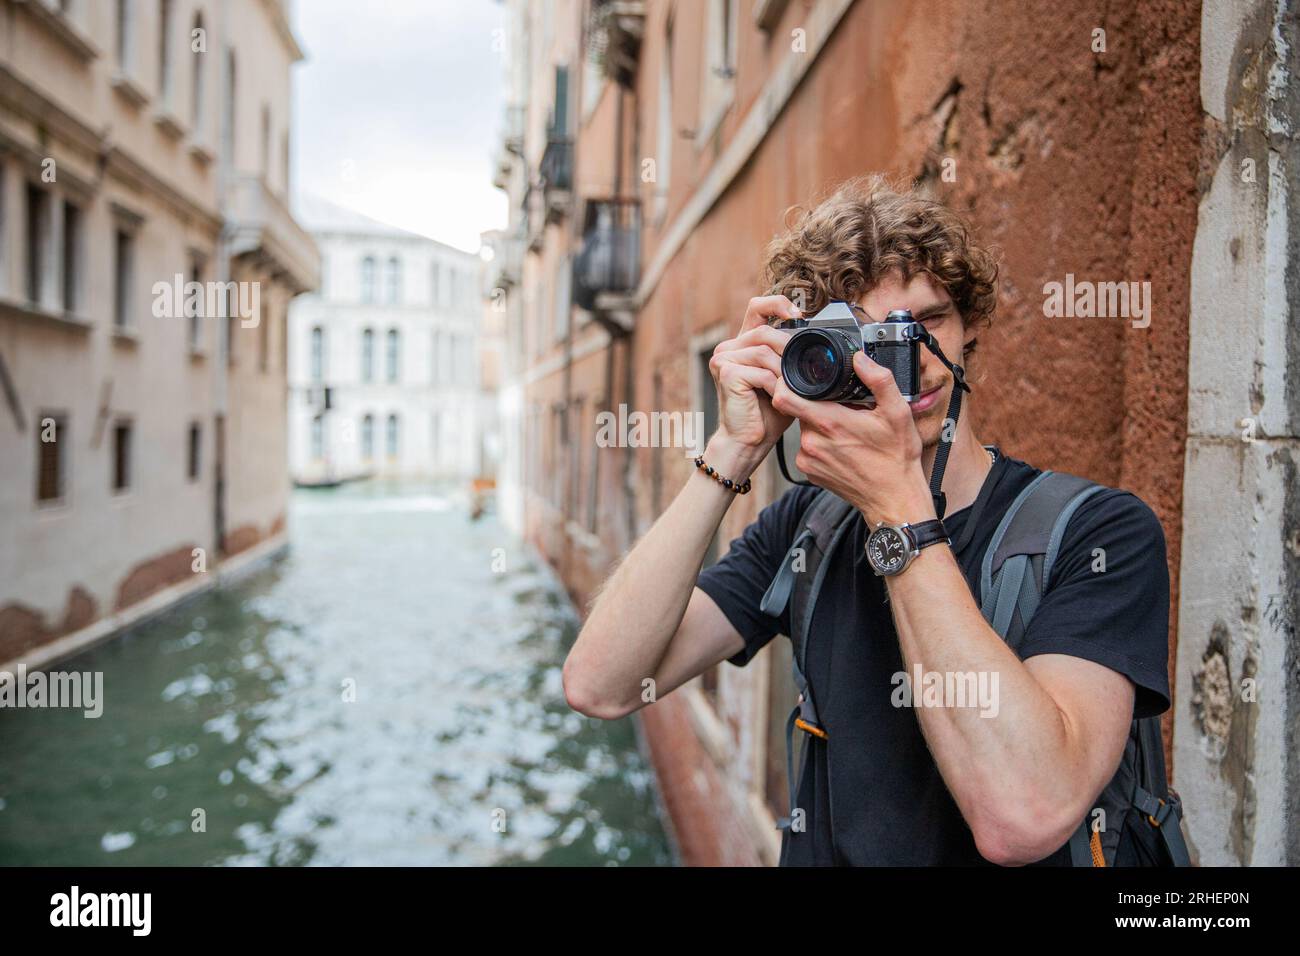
288 196 483 484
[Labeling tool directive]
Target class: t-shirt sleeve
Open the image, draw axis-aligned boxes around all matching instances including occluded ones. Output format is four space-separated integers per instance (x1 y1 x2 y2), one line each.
1015 489 1172 719
696 484 818 668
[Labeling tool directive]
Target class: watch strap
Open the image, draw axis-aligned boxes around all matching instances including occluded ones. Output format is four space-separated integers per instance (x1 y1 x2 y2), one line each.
908 518 950 551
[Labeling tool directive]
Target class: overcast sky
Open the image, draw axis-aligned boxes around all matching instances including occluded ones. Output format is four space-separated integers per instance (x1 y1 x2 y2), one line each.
291 0 508 252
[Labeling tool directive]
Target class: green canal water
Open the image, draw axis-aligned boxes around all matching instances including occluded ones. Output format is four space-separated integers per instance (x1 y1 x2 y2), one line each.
0 482 671 866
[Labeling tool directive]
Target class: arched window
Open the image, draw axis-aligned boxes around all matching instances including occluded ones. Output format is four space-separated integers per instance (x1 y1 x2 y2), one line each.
385 256 402 305
191 13 205 128
360 256 376 303
386 328 400 382
360 328 374 382
386 413 399 458
310 326 324 381
361 414 374 460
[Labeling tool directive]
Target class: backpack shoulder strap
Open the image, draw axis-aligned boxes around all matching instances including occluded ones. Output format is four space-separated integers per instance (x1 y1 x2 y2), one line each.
761 488 857 831
979 471 1105 649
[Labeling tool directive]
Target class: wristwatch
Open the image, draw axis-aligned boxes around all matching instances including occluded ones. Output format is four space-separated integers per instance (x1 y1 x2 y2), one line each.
865 518 950 577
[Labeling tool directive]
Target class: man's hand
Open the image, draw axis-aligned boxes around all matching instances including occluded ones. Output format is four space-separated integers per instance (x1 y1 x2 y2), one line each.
770 350 933 526
705 295 802 480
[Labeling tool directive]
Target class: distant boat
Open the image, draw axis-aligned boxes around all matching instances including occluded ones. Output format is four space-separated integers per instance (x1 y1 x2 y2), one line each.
469 476 496 520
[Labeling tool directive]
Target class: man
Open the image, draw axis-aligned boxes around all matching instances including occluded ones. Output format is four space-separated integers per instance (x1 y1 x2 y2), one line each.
562 175 1171 866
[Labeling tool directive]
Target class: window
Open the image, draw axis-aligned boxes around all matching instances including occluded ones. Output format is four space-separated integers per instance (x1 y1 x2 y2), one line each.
36 413 67 503
113 228 134 328
550 65 570 136
439 330 452 384
431 412 440 468
310 416 324 461
386 328 400 382
61 201 81 313
191 13 205 129
361 328 374 382
385 413 399 458
187 421 201 481
223 48 236 162
360 256 376 303
158 0 173 103
431 330 440 384
187 254 204 350
430 261 440 307
112 420 132 492
385 256 401 305
310 326 324 381
116 0 132 70
25 184 49 306
361 414 374 460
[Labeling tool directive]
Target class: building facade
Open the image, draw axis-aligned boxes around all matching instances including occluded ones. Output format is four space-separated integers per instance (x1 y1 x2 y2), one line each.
493 0 1300 865
0 0 318 666
287 196 483 484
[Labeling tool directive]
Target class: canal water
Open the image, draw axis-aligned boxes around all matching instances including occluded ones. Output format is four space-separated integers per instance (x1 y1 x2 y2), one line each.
0 481 671 866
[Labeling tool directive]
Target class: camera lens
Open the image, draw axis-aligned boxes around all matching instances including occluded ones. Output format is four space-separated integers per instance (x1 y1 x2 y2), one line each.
782 328 869 402
796 342 837 388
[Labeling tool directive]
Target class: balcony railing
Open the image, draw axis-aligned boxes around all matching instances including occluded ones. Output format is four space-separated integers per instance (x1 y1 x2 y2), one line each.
573 197 640 318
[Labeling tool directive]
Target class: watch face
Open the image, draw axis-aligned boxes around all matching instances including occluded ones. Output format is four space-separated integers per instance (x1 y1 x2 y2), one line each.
867 526 910 575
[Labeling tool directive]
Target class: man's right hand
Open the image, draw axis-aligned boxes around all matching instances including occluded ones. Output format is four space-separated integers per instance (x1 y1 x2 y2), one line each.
706 295 803 476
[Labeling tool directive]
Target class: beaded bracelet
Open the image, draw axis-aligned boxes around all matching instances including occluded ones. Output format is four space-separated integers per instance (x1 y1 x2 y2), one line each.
693 455 752 494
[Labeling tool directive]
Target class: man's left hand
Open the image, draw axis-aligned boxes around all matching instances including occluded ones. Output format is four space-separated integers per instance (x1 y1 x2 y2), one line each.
770 351 936 527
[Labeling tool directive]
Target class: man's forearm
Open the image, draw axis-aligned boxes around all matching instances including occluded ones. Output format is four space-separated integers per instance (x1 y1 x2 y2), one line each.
564 434 762 716
883 541 1092 859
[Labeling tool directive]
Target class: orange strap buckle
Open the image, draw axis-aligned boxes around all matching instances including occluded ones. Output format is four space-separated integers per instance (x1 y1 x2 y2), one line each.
794 717 828 740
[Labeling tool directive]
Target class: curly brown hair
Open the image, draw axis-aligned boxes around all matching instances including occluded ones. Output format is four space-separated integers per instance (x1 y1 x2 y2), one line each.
760 174 999 334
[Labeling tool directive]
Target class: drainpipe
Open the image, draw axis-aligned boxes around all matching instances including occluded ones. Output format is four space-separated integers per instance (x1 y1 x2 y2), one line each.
213 10 232 556
613 84 639 546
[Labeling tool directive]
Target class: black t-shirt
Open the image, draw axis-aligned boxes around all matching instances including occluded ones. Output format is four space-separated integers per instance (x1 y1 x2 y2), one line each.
696 448 1171 866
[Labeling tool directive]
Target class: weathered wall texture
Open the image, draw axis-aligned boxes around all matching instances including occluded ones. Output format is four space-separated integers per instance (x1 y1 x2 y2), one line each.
1174 0 1300 866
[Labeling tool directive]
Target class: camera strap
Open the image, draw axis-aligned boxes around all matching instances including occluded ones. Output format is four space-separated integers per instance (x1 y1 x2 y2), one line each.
917 332 971 520
775 330 971 521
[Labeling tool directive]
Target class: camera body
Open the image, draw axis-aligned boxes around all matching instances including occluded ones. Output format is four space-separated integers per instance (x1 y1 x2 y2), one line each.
774 301 924 403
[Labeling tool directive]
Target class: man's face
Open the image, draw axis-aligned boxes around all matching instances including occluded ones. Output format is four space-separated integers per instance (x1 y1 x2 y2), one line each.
852 270 971 449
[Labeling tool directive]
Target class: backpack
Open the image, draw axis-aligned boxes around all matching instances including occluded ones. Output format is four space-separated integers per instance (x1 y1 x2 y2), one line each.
758 466 1192 866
